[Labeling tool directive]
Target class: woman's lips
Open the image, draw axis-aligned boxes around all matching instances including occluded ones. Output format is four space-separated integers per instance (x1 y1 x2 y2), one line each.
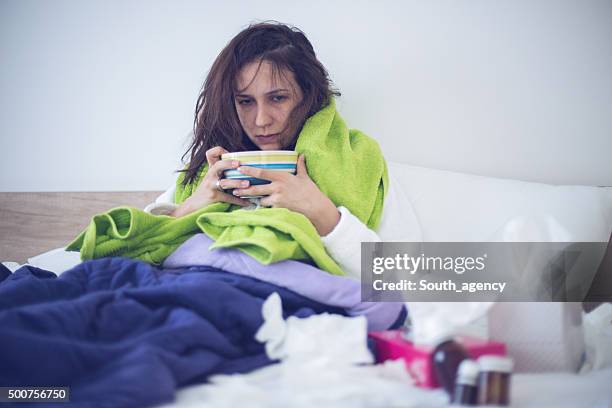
255 133 280 144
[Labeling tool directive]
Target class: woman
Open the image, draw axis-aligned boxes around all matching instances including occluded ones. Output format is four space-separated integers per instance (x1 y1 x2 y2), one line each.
146 21 418 278
171 22 342 237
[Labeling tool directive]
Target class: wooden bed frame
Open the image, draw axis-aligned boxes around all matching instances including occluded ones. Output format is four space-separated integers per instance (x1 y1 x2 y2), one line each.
0 192 161 264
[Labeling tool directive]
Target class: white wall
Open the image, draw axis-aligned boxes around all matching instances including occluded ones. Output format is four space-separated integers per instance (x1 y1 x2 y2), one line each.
1 0 611 191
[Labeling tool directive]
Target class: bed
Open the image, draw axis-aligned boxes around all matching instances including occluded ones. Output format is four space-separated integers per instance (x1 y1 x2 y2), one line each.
1 162 612 407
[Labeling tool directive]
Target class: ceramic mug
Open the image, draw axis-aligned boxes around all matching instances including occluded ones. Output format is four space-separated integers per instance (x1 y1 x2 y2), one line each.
221 150 298 198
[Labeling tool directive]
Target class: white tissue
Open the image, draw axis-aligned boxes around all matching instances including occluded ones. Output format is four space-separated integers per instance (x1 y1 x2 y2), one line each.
254 292 287 359
255 292 373 365
405 302 494 346
582 303 612 372
169 359 447 408
165 292 449 408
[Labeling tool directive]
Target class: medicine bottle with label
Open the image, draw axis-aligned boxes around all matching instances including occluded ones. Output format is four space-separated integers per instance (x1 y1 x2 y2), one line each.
477 355 514 406
451 359 479 406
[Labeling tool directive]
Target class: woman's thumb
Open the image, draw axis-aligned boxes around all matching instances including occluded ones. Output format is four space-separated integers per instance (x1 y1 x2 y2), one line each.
296 154 307 176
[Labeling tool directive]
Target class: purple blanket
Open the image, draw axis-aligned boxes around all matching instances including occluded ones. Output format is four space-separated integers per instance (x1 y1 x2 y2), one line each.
164 234 404 331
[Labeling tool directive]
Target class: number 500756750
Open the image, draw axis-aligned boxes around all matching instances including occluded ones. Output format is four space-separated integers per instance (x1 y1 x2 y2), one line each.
0 387 69 402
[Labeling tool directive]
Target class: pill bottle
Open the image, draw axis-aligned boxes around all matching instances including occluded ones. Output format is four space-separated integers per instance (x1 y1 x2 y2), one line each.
432 338 469 395
477 355 514 406
451 359 479 406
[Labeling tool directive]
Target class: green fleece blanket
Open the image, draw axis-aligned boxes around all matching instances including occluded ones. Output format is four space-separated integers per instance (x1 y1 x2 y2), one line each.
67 99 388 276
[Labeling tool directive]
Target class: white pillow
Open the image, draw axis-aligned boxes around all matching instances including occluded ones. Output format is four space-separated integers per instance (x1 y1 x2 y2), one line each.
388 162 612 242
378 162 423 241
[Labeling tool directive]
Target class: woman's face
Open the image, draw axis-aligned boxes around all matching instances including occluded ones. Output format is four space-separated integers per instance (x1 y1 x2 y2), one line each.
234 60 304 151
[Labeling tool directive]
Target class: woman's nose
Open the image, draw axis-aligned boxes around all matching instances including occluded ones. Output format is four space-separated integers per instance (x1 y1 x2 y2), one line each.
254 105 273 128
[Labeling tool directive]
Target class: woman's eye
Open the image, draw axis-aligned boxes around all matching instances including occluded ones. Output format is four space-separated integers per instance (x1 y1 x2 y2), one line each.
238 99 252 106
271 95 287 102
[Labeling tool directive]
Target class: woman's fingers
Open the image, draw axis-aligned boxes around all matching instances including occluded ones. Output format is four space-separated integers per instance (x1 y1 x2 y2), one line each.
218 179 250 190
258 195 275 208
205 146 229 167
209 159 241 178
237 165 285 182
295 154 308 177
232 184 272 197
193 159 237 193
220 193 252 207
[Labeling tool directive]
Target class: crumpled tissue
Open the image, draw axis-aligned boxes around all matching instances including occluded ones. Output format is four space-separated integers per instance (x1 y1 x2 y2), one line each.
254 292 373 364
166 293 448 408
582 303 612 372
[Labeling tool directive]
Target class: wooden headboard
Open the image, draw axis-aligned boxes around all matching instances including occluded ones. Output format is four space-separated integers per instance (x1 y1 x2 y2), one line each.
0 192 162 264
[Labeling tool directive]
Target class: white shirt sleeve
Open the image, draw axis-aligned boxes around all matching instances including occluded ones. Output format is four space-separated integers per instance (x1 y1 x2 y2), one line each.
320 206 381 280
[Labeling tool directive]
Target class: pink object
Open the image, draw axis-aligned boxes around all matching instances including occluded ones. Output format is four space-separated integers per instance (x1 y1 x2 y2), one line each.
369 331 507 388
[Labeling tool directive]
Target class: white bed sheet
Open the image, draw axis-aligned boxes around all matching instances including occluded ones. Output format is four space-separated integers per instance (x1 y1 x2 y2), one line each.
158 367 612 408
2 247 81 275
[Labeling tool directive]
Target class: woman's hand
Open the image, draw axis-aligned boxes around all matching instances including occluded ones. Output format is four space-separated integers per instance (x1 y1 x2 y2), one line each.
172 146 252 217
232 154 341 236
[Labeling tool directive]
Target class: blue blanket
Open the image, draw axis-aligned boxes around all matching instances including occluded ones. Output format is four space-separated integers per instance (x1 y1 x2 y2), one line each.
0 258 348 407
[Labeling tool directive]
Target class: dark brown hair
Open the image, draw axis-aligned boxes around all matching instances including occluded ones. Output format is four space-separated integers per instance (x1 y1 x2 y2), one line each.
178 21 340 186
